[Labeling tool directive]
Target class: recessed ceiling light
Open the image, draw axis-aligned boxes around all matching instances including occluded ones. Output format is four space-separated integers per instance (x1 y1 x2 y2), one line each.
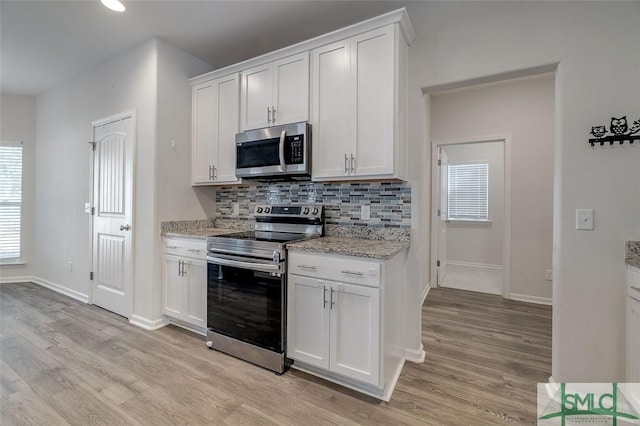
101 0 126 12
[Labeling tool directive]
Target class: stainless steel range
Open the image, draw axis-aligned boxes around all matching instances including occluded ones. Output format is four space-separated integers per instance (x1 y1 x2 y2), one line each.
205 204 323 373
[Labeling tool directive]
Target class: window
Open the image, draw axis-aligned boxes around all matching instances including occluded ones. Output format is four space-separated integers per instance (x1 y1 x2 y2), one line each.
448 161 489 221
0 142 23 260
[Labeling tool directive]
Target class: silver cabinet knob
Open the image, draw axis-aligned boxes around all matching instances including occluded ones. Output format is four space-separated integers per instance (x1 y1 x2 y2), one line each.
120 224 131 231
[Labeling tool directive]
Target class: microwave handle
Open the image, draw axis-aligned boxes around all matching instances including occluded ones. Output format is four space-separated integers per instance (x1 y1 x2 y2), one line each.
278 129 286 172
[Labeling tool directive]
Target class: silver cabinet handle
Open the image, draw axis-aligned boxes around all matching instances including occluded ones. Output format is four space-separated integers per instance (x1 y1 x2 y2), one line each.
166 246 178 249
350 153 355 173
209 165 214 180
267 106 271 124
322 285 327 308
120 224 131 231
631 295 640 304
344 154 349 174
340 270 364 276
187 249 202 253
297 264 317 270
182 261 188 276
212 165 217 180
178 260 183 277
272 106 277 122
330 287 335 309
631 286 640 293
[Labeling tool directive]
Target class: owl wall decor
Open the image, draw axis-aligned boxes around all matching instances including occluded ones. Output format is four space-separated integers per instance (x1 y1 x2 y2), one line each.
610 117 628 135
588 115 640 146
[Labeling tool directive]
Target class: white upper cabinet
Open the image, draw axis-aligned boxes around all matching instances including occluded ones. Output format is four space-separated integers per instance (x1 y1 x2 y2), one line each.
311 25 409 181
240 52 309 131
191 73 241 185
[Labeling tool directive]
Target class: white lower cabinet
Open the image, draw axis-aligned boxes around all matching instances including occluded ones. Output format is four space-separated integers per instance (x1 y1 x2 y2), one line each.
288 275 380 385
287 250 405 400
163 238 207 332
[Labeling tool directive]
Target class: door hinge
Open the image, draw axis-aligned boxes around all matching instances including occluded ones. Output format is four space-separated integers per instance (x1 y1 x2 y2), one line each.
438 159 442 166
91 207 95 215
436 260 441 267
89 271 94 280
437 209 441 217
88 141 96 151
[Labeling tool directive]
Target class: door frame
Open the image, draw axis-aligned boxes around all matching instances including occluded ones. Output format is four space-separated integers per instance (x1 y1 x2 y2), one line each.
88 109 137 315
430 134 512 298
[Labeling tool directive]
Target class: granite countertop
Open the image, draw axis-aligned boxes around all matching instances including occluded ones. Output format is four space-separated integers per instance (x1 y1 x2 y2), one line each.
626 241 640 268
163 228 238 240
286 236 409 260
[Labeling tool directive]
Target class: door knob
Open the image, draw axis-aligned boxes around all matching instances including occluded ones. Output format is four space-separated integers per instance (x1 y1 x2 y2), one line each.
120 224 131 231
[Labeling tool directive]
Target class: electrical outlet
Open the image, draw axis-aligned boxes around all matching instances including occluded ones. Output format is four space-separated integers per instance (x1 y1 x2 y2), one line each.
545 269 552 281
576 209 594 230
232 203 239 216
361 205 371 221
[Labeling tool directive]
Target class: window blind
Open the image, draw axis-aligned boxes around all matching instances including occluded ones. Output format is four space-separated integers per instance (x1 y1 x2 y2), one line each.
0 142 23 260
448 161 489 221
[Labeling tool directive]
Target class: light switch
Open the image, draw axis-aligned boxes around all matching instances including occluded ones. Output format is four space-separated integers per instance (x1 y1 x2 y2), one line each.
576 209 594 230
84 202 92 214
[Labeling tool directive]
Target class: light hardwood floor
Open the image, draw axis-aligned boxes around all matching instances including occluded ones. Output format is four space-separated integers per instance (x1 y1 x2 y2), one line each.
0 283 551 425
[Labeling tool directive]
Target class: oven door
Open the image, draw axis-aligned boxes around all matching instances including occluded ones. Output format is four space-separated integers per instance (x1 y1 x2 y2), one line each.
206 254 285 353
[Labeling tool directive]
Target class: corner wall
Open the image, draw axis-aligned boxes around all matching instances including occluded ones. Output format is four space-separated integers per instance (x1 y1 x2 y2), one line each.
407 1 640 381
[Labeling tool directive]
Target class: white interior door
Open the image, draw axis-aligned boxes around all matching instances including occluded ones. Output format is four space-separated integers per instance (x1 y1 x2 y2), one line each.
92 114 134 318
437 147 448 286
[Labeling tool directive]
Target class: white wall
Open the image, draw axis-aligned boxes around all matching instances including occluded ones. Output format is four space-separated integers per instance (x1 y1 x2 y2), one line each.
0 94 36 280
431 75 555 299
36 39 158 310
153 39 214 320
406 1 640 382
441 142 505 267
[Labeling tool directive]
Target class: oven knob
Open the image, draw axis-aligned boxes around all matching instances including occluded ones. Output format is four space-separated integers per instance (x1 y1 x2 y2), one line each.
303 207 309 215
257 207 263 213
265 207 271 213
312 208 319 215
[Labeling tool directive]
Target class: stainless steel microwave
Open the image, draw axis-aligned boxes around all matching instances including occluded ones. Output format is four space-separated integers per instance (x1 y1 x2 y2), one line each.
235 122 311 179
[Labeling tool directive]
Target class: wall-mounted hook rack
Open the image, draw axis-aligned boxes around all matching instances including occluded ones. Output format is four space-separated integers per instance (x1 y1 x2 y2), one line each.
588 116 639 147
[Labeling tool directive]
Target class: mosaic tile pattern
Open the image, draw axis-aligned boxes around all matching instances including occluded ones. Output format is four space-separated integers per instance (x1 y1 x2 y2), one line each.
215 181 411 229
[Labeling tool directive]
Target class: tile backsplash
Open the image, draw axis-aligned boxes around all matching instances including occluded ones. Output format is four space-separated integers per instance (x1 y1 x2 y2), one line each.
216 181 411 228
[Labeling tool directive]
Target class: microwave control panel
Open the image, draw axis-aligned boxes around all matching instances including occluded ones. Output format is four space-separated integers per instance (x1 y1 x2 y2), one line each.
285 135 304 164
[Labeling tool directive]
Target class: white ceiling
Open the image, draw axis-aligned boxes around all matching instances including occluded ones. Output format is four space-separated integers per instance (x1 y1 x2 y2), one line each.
1 0 415 96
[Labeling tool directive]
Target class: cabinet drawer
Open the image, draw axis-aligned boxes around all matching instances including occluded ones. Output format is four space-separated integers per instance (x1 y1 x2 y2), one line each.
164 238 207 259
289 252 380 287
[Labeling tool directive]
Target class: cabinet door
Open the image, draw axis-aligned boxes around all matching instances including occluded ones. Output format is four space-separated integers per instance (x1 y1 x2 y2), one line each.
273 52 309 126
215 74 241 183
330 282 380 385
191 82 216 184
183 259 207 327
163 255 184 317
351 26 394 177
287 274 330 369
241 63 272 130
627 296 640 382
311 40 351 180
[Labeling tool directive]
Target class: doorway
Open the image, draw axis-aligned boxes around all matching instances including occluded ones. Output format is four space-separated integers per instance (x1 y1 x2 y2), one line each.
90 111 135 318
432 138 510 296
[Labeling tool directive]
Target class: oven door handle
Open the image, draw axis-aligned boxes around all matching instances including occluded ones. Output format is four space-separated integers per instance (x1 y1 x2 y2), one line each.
207 255 281 273
278 129 286 172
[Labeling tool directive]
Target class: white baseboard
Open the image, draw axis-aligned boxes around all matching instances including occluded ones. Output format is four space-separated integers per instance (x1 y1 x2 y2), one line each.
509 293 552 306
447 260 503 270
30 276 89 304
421 282 431 305
405 343 426 363
0 275 35 284
129 314 169 331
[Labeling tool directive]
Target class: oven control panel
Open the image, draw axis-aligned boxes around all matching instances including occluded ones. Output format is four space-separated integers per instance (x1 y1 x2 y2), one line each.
255 204 322 218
